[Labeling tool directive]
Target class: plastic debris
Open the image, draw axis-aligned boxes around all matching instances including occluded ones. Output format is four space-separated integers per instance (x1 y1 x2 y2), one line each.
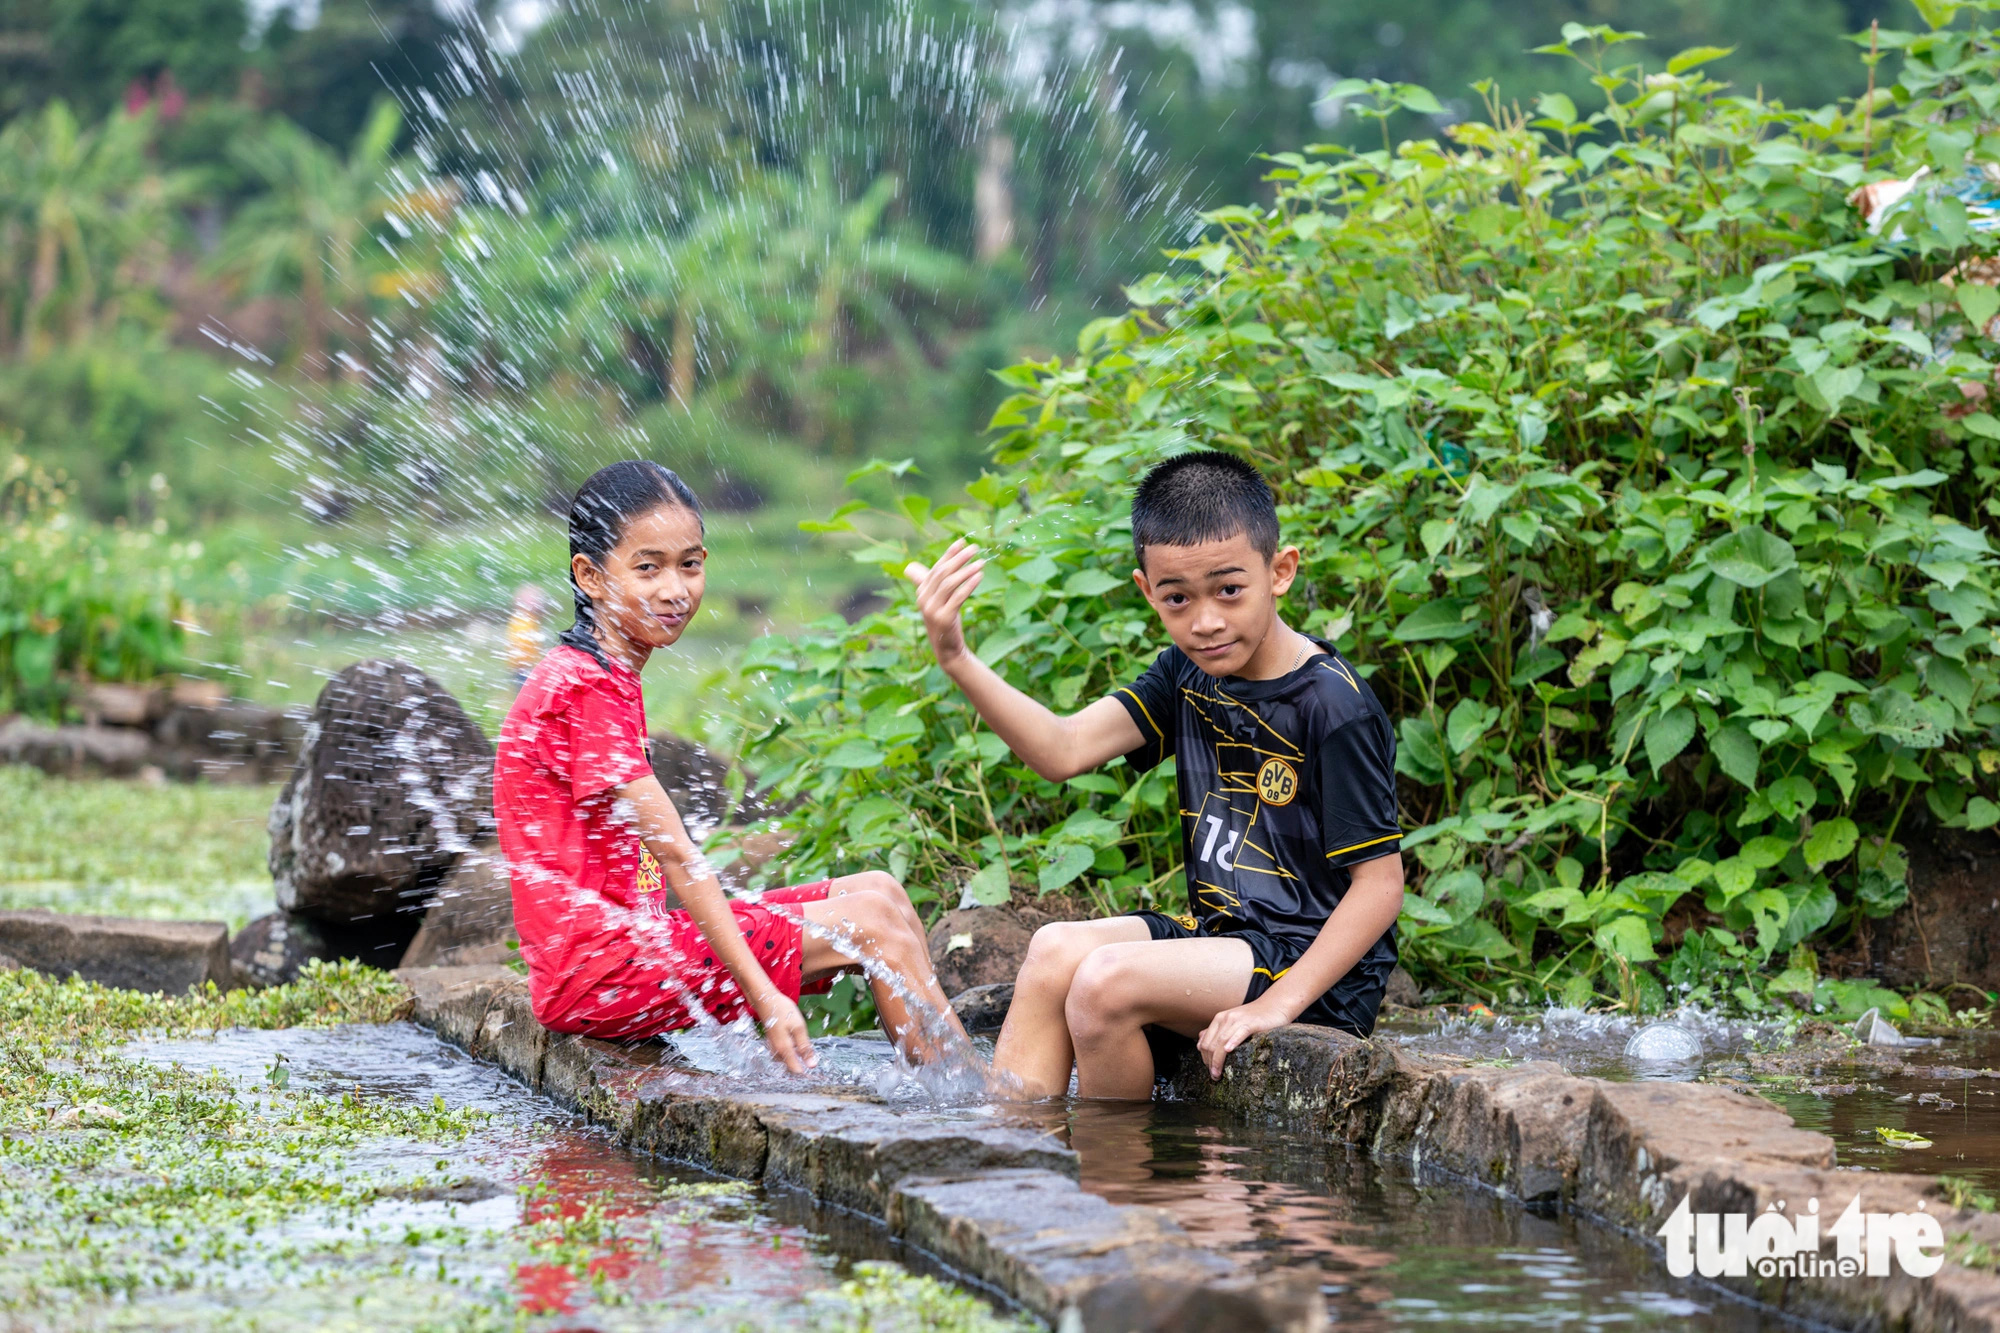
1851 1007 1940 1048
1623 1022 1704 1062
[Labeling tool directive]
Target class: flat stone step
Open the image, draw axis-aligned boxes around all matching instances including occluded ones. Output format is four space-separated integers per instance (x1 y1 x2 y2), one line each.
396 964 1323 1332
0 910 230 994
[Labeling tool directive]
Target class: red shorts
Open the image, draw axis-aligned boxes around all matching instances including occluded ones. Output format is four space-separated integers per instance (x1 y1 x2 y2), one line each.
538 881 835 1040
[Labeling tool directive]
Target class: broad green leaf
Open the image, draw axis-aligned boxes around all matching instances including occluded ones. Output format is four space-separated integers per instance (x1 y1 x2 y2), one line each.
1063 569 1122 597
1461 475 1517 525
1400 897 1455 927
1666 44 1734 74
1038 843 1096 894
1534 92 1579 124
963 860 1012 906
1852 686 1950 749
1711 856 1756 901
1702 528 1798 589
1595 915 1657 962
1958 282 2000 332
1967 797 2000 831
1739 835 1793 869
1445 698 1493 754
1391 599 1478 642
1802 816 1858 870
1645 706 1697 774
1807 364 1864 413
1710 725 1760 789
825 740 887 769
1427 868 1486 924
1766 775 1817 821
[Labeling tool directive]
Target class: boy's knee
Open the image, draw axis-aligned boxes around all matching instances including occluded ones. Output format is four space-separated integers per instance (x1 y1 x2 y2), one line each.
1022 921 1090 972
1064 947 1140 1037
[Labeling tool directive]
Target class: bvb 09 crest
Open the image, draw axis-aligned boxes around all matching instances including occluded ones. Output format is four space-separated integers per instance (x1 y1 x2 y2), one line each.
1257 757 1298 806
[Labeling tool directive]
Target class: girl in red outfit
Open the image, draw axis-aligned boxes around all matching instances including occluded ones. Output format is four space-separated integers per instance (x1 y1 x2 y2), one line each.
495 460 968 1072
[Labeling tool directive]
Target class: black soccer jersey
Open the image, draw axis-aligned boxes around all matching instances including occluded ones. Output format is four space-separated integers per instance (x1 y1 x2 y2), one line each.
1112 637 1402 981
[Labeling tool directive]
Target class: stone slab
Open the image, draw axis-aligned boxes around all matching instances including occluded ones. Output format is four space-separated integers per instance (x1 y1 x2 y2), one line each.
396 964 1308 1331
0 910 229 993
890 1170 1322 1331
1175 1023 2000 1333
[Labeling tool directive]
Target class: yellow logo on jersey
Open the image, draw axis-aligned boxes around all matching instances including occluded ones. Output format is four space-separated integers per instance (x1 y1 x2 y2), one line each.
1256 757 1298 806
637 845 665 903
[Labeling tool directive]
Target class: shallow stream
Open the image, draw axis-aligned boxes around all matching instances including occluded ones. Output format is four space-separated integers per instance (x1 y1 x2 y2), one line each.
84 1023 988 1331
102 1018 1899 1329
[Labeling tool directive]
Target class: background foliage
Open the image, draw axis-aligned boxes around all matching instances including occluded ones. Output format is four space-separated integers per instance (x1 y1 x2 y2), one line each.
742 6 2000 1013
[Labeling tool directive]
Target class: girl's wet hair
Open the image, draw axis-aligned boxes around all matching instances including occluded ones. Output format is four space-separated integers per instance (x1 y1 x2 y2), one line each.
560 460 704 669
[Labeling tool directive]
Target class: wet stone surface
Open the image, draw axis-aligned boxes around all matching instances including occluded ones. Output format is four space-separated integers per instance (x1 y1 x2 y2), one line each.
1383 1007 2000 1193
1010 1101 1781 1330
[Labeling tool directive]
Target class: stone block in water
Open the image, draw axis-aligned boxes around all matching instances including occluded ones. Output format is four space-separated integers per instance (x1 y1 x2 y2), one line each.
948 981 1013 1033
0 909 230 993
267 659 494 925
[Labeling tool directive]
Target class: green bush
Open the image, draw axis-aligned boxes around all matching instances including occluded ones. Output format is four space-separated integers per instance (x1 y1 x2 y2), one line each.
738 13 2000 1012
0 447 187 716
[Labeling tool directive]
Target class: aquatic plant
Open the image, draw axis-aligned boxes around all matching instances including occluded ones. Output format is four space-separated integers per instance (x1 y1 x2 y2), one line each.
744 10 2000 1012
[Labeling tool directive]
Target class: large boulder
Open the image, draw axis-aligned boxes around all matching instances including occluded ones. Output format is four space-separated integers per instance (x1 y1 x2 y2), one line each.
230 910 420 987
0 910 230 993
153 698 303 783
268 660 494 925
649 730 788 837
924 895 1094 998
399 846 515 969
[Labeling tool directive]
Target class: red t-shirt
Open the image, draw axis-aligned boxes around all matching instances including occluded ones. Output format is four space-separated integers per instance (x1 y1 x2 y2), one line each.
495 645 661 1025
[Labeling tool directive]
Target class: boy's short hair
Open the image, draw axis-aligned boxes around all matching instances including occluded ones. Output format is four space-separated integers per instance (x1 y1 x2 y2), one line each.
1131 451 1280 568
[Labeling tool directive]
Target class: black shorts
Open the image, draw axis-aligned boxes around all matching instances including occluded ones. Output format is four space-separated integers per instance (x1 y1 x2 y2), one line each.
1131 910 1389 1074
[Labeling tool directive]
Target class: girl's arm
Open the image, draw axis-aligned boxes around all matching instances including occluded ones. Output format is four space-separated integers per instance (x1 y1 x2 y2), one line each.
616 773 816 1073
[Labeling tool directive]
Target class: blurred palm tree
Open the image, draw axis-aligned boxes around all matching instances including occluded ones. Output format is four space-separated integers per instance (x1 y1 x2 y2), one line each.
0 102 174 357
215 99 402 379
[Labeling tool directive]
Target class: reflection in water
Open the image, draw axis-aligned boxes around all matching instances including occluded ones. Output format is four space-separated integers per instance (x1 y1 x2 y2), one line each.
1010 1099 1779 1330
120 1023 918 1330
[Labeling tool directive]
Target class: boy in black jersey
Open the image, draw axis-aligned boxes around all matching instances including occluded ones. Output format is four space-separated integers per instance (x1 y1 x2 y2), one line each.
906 451 1405 1100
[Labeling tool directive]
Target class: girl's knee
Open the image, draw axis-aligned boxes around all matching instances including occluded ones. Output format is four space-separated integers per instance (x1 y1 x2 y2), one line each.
837 870 906 902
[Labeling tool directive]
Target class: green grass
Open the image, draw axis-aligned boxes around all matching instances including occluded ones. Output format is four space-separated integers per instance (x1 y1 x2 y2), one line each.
0 769 279 931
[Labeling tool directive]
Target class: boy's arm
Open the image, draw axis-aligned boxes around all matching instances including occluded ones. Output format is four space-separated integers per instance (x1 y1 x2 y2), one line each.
907 540 1144 782
616 775 816 1074
1195 852 1405 1077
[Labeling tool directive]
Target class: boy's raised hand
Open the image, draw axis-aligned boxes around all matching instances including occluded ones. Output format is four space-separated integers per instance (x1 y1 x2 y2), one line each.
903 538 985 668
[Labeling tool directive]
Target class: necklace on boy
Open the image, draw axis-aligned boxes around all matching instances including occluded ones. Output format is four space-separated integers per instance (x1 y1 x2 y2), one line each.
1286 630 1314 674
